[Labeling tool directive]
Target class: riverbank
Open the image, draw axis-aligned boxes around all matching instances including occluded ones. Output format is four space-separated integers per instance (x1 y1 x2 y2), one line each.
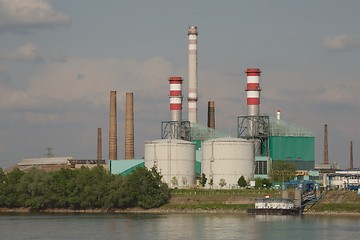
1 190 359 215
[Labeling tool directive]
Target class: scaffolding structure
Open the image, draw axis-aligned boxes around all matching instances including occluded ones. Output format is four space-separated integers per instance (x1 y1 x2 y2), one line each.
161 121 191 141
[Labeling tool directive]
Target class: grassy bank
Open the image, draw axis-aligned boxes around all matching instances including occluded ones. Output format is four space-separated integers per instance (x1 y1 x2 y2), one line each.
1 189 360 215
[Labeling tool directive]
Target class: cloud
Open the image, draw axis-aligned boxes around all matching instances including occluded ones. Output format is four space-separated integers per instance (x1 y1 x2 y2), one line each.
0 43 65 62
0 56 173 114
317 85 357 106
323 34 354 50
0 0 70 33
0 43 42 61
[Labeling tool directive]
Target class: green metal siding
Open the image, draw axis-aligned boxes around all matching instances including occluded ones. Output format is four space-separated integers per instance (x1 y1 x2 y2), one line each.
192 140 202 150
109 160 145 175
269 136 314 162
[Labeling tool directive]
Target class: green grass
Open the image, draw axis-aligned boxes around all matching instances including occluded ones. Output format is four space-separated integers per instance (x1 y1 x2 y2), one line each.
311 203 360 213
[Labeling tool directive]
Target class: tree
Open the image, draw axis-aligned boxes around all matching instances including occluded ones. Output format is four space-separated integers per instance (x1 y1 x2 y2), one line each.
200 173 207 187
237 176 247 188
125 167 171 209
269 161 296 183
209 178 214 189
181 177 187 186
219 178 227 188
254 177 271 189
171 176 178 187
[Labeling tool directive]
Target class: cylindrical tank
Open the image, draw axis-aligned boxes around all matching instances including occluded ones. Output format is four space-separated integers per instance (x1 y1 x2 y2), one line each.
201 138 254 189
145 139 196 188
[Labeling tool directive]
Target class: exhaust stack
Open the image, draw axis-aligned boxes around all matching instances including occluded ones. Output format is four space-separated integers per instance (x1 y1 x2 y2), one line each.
109 91 117 160
246 68 261 137
97 128 102 160
188 26 198 125
125 92 134 160
324 124 328 164
169 76 183 139
350 140 353 169
276 109 281 121
207 101 215 129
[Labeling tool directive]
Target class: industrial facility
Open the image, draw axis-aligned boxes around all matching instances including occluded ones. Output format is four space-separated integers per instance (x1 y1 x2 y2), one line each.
109 25 316 189
8 25 319 189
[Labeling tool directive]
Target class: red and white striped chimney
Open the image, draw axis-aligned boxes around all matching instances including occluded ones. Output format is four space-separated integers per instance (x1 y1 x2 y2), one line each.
246 68 261 136
169 76 183 122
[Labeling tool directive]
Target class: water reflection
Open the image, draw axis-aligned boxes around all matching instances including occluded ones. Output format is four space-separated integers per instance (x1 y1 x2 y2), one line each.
0 213 359 240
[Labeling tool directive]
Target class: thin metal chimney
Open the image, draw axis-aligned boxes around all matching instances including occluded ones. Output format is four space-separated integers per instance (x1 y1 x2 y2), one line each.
324 124 328 164
207 101 215 129
97 128 102 160
109 91 117 160
350 140 353 169
125 92 134 160
276 109 281 121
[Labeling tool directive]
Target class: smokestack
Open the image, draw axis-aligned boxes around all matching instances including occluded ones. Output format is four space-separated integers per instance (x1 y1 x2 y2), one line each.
350 140 353 169
188 26 198 125
109 91 117 160
246 68 261 136
276 109 281 121
125 92 134 160
97 128 102 160
207 101 215 129
324 124 328 164
169 76 183 122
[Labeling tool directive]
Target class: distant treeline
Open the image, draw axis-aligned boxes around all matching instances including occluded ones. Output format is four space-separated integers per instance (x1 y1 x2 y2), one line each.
0 166 171 210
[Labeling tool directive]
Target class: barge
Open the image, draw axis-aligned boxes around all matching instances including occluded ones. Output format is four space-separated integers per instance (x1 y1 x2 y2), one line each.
246 197 301 215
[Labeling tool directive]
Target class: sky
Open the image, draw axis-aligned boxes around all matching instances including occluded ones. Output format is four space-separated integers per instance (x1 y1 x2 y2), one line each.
0 0 359 169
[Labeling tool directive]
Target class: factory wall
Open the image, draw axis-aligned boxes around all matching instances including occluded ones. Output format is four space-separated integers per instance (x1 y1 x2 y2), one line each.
269 136 315 170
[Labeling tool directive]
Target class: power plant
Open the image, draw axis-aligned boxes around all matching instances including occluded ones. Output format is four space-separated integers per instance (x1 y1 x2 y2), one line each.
14 25 358 190
106 25 319 189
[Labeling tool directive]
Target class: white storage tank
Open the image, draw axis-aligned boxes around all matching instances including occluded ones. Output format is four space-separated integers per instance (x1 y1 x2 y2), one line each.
201 137 254 189
145 139 196 188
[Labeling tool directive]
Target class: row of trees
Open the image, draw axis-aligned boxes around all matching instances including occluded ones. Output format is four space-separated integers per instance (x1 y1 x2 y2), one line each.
0 166 170 210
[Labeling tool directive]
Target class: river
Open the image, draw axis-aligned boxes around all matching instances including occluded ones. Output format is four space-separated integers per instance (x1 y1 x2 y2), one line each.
0 213 359 239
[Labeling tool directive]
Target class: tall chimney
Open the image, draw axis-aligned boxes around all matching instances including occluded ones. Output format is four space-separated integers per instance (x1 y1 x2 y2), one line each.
350 140 353 169
324 124 328 164
188 26 198 125
109 91 117 160
169 76 183 139
97 128 102 160
207 101 215 129
125 92 134 160
169 76 183 122
246 68 261 137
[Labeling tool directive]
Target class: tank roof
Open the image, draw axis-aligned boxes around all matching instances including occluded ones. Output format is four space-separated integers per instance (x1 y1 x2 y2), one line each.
204 137 252 143
145 139 194 144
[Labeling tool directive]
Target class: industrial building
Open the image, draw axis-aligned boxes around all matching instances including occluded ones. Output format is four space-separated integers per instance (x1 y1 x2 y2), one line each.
15 157 106 172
